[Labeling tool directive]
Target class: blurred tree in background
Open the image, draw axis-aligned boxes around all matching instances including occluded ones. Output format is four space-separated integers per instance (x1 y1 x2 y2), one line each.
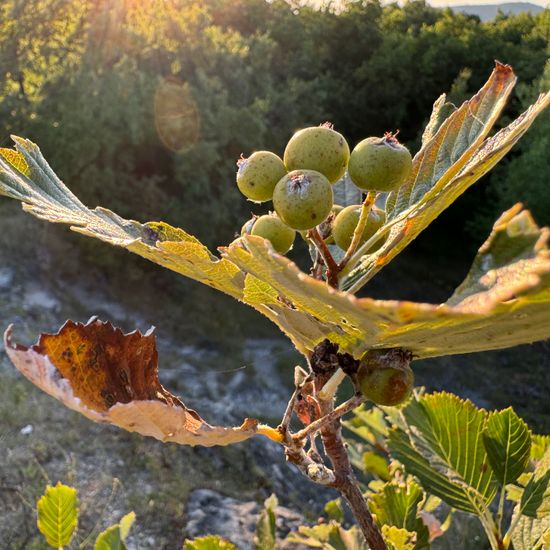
0 0 548 335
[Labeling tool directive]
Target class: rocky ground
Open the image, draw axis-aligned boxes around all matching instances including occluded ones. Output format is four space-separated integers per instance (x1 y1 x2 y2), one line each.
0 253 549 549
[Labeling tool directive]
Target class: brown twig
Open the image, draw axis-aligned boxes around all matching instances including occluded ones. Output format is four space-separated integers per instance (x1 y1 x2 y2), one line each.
307 227 339 287
292 393 365 441
317 395 388 550
285 442 336 485
278 388 298 441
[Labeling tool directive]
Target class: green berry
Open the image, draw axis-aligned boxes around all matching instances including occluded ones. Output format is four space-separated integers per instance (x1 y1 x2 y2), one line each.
348 133 412 192
324 204 344 244
237 151 287 202
284 124 350 184
249 213 295 254
273 170 333 231
332 204 385 251
357 349 414 406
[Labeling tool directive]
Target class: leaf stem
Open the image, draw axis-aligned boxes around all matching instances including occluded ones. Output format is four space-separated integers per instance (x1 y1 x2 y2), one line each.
339 191 376 271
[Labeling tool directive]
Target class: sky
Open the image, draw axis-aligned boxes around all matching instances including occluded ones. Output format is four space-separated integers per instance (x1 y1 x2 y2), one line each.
312 0 549 10
429 0 548 6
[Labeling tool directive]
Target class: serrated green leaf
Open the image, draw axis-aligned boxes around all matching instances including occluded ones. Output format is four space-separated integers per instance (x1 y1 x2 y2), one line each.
368 480 429 549
482 408 531 486
388 393 497 514
343 67 550 293
381 525 416 550
510 514 550 550
183 535 237 550
520 471 550 518
254 494 277 550
94 511 135 550
37 482 78 548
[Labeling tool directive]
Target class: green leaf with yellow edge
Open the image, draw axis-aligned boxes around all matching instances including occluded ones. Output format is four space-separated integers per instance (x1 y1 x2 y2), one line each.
0 137 244 300
388 393 497 515
520 447 550 519
368 480 429 549
482 408 531 486
254 494 277 550
94 511 135 550
183 535 237 550
37 482 78 548
343 67 550 293
226 203 550 358
381 525 417 550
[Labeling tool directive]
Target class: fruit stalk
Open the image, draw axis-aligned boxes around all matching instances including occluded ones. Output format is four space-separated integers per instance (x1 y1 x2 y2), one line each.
307 227 339 287
339 190 377 270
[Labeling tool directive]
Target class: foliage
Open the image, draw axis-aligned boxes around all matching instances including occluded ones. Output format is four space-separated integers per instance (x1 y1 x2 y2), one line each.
37 483 78 548
0 0 548 290
473 59 550 234
254 494 278 550
346 393 550 549
1 18 549 546
183 535 237 550
36 483 135 549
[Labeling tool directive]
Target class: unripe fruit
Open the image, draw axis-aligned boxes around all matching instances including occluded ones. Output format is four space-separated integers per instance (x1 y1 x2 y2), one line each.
237 151 287 202
332 204 385 251
273 170 333 231
348 133 412 192
284 124 350 184
249 213 295 254
324 204 344 244
357 349 414 406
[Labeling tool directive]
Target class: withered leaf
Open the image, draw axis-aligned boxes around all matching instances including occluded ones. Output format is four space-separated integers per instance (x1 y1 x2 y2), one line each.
4 319 263 446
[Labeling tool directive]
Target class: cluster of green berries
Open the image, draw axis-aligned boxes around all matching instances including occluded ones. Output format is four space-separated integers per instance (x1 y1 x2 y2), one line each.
236 124 412 255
